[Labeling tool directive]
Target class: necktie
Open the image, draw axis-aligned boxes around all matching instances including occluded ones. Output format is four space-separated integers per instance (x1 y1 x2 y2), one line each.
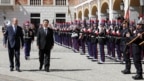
45 29 47 35
13 27 16 33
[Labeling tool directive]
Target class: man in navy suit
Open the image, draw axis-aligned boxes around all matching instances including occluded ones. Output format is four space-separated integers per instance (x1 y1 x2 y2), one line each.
4 18 24 72
37 19 54 72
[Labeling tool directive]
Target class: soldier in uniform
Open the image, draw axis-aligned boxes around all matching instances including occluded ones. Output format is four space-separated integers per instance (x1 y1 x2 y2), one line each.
2 23 7 45
115 20 122 61
105 20 111 58
23 22 34 60
91 19 99 61
71 20 80 52
86 20 93 59
130 22 143 80
79 20 86 55
121 20 132 74
98 19 106 64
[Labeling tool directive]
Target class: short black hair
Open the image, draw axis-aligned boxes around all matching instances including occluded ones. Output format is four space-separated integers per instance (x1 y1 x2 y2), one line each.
43 19 49 23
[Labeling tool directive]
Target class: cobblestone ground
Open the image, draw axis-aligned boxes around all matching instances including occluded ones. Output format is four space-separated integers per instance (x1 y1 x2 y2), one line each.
0 33 143 81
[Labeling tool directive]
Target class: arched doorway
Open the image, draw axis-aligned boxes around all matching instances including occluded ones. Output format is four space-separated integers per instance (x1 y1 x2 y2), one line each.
91 5 98 18
101 2 109 19
84 8 89 20
78 11 82 20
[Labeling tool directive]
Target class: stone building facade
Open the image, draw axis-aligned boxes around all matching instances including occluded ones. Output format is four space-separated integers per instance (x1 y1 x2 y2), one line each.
0 0 78 28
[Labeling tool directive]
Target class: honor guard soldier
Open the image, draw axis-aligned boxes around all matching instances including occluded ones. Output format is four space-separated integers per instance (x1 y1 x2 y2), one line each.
90 19 99 61
86 20 93 59
98 19 106 64
2 23 7 44
129 20 136 58
131 21 143 80
71 20 80 52
79 20 86 55
63 23 67 47
121 20 132 74
23 22 34 60
115 20 122 61
59 23 63 45
66 22 72 49
105 20 111 58
109 20 116 60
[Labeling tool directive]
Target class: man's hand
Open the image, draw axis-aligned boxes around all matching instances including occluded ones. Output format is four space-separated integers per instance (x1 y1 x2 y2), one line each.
126 32 130 37
137 33 142 39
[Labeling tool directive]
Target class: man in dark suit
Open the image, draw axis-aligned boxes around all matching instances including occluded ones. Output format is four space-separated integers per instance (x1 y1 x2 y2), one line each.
37 19 54 72
4 18 24 72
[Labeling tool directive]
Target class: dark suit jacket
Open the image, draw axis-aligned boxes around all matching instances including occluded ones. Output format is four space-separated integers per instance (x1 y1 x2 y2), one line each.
4 25 24 49
37 27 54 49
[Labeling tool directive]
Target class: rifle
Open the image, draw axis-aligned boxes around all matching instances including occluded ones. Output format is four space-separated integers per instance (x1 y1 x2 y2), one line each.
139 41 144 46
126 32 144 45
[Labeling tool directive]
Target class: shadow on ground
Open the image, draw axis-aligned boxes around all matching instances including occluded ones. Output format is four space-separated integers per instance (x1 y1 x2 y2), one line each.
22 69 91 72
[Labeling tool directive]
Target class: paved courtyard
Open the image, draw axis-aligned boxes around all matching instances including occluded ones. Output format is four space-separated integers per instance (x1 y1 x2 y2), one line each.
0 33 143 81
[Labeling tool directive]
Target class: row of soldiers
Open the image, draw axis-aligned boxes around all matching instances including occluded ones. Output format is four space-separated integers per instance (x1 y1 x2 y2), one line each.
53 18 144 80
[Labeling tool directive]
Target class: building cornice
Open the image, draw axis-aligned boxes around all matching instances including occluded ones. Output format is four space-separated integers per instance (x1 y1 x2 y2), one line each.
74 0 93 9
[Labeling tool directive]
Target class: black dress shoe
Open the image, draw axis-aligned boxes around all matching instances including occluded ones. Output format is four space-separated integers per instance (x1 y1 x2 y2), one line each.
39 66 42 70
16 68 21 72
45 68 50 72
121 69 131 74
10 68 14 71
132 75 143 80
45 69 50 72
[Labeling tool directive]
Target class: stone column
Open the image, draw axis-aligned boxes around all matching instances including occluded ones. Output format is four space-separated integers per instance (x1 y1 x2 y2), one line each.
41 0 43 5
75 8 79 20
109 0 113 21
88 2 92 19
53 0 55 5
82 6 84 20
97 0 101 25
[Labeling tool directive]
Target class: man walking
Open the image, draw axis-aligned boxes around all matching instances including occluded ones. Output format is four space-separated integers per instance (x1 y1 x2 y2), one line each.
37 19 54 72
4 18 24 72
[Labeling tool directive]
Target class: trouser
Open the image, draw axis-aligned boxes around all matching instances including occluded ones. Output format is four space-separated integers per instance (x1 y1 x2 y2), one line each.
115 44 122 60
24 41 31 57
80 39 85 54
39 48 51 70
123 46 131 70
99 44 105 62
8 46 20 69
110 42 115 57
87 41 92 57
92 43 98 59
106 41 110 56
132 46 143 75
72 37 79 51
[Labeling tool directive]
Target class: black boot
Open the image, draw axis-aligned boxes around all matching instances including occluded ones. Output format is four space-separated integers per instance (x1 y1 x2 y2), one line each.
132 74 143 80
121 69 131 74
